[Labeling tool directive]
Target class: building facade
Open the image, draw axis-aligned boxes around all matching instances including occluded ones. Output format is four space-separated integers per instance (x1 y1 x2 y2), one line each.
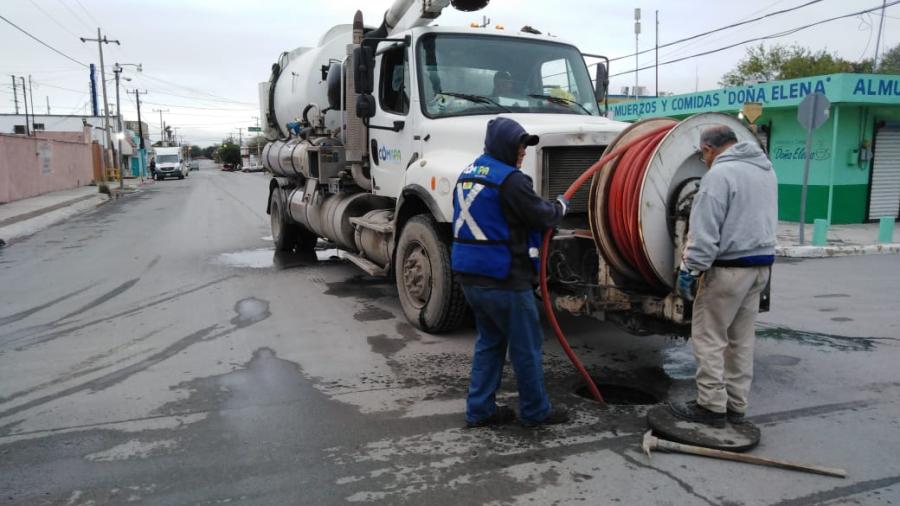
609 73 900 224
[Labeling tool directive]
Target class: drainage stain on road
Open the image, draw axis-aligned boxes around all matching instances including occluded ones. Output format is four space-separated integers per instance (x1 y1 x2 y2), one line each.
324 275 394 300
353 305 394 322
230 297 271 328
756 324 878 352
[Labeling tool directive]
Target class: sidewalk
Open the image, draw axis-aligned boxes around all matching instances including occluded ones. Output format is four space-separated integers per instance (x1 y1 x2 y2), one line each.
0 185 109 245
776 220 900 258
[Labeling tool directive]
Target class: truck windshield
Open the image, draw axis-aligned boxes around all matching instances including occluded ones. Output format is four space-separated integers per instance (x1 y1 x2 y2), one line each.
416 34 600 118
157 155 179 163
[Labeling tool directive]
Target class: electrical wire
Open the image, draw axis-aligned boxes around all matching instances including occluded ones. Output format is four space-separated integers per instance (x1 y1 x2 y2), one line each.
138 73 255 106
27 0 82 41
609 0 827 63
657 0 789 61
72 0 100 27
138 100 255 112
609 1 900 77
55 0 94 31
0 14 88 67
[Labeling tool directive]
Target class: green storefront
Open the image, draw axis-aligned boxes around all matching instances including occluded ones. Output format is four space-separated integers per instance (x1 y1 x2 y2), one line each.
609 73 900 224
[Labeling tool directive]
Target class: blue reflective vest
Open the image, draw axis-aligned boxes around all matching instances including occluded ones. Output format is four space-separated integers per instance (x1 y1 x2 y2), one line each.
451 154 543 280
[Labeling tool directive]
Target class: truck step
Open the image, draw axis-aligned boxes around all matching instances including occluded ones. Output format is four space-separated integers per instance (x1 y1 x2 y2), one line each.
343 252 389 277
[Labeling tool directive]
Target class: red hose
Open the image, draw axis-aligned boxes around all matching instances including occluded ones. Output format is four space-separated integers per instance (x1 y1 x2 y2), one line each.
539 124 674 404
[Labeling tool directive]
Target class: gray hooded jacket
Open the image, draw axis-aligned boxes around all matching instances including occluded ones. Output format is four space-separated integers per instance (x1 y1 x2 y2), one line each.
683 141 778 272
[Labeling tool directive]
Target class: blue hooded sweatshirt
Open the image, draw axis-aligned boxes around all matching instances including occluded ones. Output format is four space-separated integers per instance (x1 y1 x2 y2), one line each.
455 118 564 290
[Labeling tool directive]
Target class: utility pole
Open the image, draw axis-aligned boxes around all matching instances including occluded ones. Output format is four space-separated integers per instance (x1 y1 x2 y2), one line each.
89 63 98 116
153 108 168 147
132 89 148 179
634 8 641 100
655 10 659 97
873 0 887 70
81 28 120 182
46 96 50 115
28 75 35 130
20 76 30 136
113 64 124 191
11 76 19 114
252 115 261 162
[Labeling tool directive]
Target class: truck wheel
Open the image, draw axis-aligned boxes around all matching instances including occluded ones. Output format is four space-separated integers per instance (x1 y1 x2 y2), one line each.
395 214 467 333
270 187 317 252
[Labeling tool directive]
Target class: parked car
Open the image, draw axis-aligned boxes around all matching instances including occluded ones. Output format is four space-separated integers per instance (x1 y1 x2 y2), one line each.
242 161 264 173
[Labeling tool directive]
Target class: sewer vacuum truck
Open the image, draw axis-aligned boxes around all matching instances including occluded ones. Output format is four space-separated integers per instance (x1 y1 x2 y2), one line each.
259 0 767 334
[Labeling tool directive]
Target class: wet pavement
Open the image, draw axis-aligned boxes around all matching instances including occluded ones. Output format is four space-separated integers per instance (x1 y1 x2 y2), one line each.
1 163 899 504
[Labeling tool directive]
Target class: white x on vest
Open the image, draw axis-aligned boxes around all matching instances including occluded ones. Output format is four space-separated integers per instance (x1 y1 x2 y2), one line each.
454 183 487 241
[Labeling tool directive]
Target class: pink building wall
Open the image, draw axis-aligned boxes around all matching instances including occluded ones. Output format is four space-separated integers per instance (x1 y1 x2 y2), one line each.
0 130 94 204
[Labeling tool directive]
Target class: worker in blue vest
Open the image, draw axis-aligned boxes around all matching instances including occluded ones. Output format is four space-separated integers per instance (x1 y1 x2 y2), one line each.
453 117 570 428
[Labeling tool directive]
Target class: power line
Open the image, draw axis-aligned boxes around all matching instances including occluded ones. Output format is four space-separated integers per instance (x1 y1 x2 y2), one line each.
138 73 256 106
27 0 82 41
139 99 255 111
55 0 94 31
72 0 100 27
33 81 86 93
609 0 827 63
609 1 900 78
0 14 88 67
657 0 789 61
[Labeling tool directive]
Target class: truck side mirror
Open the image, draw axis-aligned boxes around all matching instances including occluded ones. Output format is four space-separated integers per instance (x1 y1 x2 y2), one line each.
353 46 375 95
594 63 609 102
356 94 376 119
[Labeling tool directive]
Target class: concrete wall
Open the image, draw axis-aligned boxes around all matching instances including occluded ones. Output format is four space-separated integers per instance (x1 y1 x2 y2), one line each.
0 132 93 204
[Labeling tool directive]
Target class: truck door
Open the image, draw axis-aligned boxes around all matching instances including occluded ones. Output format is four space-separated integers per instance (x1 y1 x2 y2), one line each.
369 43 414 198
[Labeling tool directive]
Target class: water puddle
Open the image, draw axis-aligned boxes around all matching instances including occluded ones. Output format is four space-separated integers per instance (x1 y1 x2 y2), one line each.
756 324 878 352
661 345 696 380
231 297 271 328
213 248 344 270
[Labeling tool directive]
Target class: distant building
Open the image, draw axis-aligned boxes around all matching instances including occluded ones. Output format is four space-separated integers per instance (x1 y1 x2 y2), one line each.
0 114 111 149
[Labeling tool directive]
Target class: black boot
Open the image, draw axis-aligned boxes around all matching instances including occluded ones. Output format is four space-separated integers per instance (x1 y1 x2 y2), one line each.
467 405 516 428
669 401 726 429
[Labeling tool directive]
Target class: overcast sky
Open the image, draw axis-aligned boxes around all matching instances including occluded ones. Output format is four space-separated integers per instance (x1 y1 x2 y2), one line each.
1 0 896 146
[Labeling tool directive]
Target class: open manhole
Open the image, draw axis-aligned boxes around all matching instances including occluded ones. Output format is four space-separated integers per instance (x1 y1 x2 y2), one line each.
574 383 661 405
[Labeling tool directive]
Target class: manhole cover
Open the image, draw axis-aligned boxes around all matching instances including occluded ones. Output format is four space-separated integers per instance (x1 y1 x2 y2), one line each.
575 383 660 405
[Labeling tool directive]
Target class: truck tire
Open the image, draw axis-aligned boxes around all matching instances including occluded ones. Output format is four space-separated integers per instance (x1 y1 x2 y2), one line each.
395 214 467 333
270 187 317 252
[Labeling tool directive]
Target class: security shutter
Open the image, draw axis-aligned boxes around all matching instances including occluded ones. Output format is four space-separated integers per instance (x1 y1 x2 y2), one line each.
868 128 900 220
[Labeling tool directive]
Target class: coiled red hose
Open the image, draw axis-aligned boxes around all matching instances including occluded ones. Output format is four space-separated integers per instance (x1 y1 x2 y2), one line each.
539 124 674 404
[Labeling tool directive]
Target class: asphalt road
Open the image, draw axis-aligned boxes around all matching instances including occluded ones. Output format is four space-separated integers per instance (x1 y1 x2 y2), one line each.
1 162 899 505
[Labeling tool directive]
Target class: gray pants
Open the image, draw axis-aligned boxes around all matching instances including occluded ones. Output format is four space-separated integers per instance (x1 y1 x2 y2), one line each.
691 266 770 414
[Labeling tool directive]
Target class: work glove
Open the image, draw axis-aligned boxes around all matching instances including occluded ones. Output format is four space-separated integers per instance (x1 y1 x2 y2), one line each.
676 264 700 301
556 194 570 216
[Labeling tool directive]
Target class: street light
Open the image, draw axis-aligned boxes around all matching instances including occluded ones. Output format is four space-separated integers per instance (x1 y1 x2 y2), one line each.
112 62 142 191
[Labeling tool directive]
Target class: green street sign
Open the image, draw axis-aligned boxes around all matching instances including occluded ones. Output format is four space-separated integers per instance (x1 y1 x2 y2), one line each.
247 127 262 132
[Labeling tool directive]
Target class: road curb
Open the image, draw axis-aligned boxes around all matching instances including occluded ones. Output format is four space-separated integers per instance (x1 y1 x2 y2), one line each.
776 243 900 258
0 194 109 246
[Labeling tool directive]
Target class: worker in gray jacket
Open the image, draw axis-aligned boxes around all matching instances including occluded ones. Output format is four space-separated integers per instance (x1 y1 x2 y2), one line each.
671 125 778 429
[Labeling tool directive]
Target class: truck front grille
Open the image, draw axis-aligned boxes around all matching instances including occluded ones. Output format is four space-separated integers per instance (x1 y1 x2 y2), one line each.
541 146 607 214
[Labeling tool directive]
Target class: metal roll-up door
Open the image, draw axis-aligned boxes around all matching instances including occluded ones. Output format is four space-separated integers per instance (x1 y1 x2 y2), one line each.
868 128 900 220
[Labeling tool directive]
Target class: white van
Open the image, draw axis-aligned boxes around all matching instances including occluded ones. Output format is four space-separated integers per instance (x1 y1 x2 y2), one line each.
153 147 188 180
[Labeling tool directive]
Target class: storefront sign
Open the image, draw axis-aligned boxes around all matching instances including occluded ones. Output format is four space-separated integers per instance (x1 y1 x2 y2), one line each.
610 73 900 121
